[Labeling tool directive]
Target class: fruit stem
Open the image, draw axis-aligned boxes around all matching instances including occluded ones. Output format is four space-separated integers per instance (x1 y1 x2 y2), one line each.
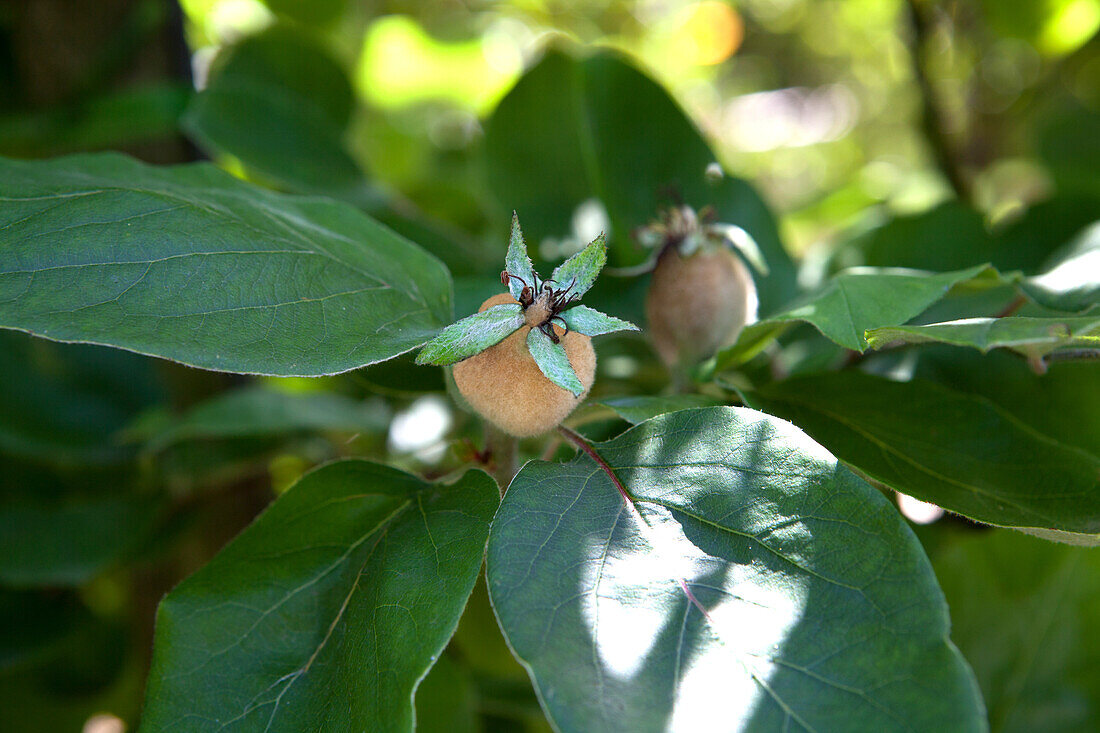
485 425 518 496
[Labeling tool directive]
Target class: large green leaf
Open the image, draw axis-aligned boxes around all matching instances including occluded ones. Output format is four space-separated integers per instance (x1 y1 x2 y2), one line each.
484 48 797 313
865 316 1100 358
716 264 1000 367
488 407 984 732
0 153 451 376
145 385 391 452
600 394 724 425
935 531 1100 732
141 461 497 732
747 371 1100 534
182 26 373 207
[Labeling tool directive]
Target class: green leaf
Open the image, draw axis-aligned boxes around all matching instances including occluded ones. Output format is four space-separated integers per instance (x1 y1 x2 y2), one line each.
716 264 1001 367
505 212 536 301
856 201 994 272
559 304 637 337
416 304 524 366
145 385 391 452
747 371 1100 533
182 26 374 207
0 152 451 376
526 327 584 396
484 48 797 313
141 461 497 732
865 316 1100 357
550 234 607 298
1021 222 1100 312
488 407 983 732
600 394 724 425
935 531 1100 731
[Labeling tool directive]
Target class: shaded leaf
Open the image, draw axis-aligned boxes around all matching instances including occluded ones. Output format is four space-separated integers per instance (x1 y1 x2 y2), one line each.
600 394 724 425
484 48 797 313
141 461 497 732
559 304 637 338
416 304 524 366
935 531 1100 731
414 655 478 733
182 26 374 206
748 371 1100 534
0 153 451 376
145 386 391 452
526 327 584 396
865 316 1100 357
550 234 607 299
488 407 984 732
716 264 1001 367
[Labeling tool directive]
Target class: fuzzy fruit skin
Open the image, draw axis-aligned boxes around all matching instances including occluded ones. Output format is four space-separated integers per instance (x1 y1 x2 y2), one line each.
452 293 596 437
646 245 758 368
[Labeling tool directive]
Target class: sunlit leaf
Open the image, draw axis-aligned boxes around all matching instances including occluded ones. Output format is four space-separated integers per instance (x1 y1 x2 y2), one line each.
488 407 984 732
1021 222 1100 313
716 264 1002 367
141 461 497 732
865 316 1100 357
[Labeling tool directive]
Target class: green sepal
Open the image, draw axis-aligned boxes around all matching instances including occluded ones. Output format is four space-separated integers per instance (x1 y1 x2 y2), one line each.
505 211 537 301
526 327 584 396
708 223 770 275
559 305 638 337
415 304 524 366
550 233 606 298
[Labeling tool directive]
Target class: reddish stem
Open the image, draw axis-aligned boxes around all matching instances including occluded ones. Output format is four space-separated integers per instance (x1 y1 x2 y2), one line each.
556 425 632 506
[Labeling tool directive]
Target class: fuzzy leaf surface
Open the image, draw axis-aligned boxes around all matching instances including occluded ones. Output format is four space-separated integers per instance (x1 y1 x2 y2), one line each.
488 407 984 732
559 304 637 337
865 316 1100 357
716 264 1001 367
526 327 584 396
505 212 537 302
0 153 451 376
748 371 1100 533
141 461 497 732
416 304 523 366
550 235 607 299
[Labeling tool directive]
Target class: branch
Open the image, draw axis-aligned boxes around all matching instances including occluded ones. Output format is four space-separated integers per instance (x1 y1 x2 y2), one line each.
905 0 972 204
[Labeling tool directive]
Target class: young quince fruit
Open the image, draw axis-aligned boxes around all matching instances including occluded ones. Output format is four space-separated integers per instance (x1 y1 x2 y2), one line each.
639 204 765 368
416 213 638 437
